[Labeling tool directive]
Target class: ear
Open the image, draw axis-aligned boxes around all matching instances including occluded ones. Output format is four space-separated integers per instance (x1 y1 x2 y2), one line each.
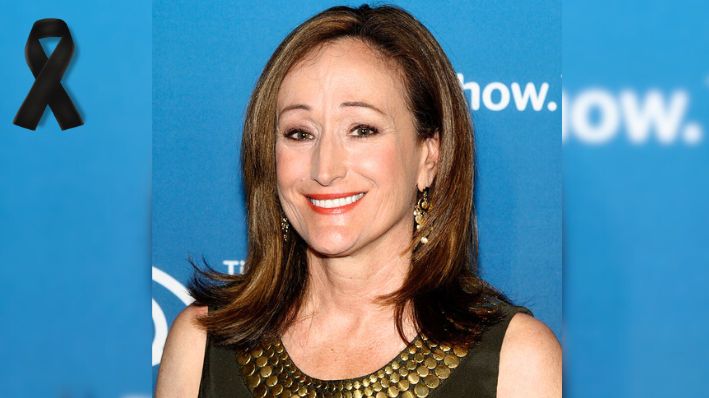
417 131 440 191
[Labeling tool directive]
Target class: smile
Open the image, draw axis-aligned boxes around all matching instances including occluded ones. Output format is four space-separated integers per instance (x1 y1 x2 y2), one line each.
306 192 366 214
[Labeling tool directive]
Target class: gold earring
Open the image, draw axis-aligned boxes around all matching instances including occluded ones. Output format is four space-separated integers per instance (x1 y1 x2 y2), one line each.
414 187 430 244
280 215 290 242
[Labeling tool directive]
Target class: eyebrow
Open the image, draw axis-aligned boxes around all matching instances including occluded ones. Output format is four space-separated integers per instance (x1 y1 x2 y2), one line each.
277 101 386 118
340 101 385 115
278 104 310 118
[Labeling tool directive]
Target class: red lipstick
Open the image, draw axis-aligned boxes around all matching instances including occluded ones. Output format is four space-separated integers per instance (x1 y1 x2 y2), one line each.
305 192 366 214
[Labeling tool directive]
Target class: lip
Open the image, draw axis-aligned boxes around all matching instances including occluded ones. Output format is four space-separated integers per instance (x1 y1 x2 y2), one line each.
306 191 364 200
305 192 366 214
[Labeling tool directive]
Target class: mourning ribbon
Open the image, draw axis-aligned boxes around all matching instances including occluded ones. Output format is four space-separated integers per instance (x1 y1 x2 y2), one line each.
14 18 83 130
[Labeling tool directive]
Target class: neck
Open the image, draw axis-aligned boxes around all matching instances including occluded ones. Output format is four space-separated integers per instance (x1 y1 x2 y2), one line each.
307 249 407 315
294 225 416 337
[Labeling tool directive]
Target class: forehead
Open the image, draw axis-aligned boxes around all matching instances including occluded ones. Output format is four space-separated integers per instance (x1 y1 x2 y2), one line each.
277 38 408 110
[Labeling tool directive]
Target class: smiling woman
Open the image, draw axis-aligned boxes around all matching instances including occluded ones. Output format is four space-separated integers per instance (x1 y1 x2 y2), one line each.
155 4 560 398
276 38 432 257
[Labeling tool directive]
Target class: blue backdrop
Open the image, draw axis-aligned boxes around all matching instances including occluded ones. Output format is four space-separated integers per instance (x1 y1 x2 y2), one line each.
0 1 151 397
563 1 709 397
3 1 707 397
152 0 561 387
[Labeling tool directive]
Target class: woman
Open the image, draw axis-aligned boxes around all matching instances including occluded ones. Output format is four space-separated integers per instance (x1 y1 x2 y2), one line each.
156 5 561 398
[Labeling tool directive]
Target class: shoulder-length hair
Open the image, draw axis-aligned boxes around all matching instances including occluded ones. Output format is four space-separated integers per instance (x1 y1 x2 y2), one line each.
190 4 511 349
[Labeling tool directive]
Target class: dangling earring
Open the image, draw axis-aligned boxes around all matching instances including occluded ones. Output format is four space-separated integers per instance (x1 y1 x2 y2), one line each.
414 187 430 244
280 215 290 242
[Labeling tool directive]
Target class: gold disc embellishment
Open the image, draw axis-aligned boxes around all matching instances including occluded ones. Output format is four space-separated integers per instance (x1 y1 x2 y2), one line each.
236 335 469 398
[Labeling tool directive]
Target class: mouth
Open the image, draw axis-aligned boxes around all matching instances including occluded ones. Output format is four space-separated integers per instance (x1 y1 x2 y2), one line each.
305 192 366 213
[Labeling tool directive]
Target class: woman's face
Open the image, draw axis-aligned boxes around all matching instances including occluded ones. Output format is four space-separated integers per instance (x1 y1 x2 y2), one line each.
276 38 438 258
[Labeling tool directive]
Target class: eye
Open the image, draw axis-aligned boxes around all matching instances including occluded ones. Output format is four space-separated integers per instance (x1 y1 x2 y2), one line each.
284 128 314 141
351 124 379 138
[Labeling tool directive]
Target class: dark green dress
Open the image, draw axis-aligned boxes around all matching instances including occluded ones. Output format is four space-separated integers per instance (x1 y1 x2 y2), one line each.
198 303 531 398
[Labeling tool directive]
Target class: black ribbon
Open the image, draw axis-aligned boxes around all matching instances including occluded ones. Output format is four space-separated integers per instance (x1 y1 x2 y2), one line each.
14 18 83 131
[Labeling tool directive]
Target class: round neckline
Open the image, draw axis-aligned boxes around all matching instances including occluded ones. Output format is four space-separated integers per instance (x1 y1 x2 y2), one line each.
276 333 425 384
237 332 471 396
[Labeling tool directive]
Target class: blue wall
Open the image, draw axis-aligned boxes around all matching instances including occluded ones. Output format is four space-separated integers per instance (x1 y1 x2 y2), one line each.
3 1 707 397
0 1 151 397
563 1 709 397
1 1 564 396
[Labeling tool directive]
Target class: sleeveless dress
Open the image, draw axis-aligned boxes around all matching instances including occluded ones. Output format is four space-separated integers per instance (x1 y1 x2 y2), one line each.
198 303 532 398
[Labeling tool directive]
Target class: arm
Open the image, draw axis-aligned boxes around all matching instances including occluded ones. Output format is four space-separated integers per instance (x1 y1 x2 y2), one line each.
497 313 562 398
154 304 208 398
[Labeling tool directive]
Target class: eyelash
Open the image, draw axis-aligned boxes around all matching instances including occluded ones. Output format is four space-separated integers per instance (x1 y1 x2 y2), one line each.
283 129 313 141
282 124 380 141
351 124 379 138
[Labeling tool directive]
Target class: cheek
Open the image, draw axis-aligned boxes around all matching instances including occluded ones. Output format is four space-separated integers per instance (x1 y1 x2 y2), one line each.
275 146 305 194
352 141 414 192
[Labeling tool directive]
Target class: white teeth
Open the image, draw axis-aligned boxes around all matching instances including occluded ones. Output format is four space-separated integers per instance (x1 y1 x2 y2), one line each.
309 193 364 209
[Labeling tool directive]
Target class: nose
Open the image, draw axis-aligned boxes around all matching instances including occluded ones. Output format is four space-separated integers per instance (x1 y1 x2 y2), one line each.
311 130 347 186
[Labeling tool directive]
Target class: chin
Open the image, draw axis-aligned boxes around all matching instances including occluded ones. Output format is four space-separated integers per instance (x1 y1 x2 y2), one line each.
306 235 358 258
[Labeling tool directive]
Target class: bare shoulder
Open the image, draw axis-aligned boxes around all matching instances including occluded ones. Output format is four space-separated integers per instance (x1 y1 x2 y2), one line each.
497 313 562 398
155 304 209 398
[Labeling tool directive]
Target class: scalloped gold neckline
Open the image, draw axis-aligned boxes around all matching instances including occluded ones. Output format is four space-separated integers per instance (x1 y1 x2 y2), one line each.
236 334 469 397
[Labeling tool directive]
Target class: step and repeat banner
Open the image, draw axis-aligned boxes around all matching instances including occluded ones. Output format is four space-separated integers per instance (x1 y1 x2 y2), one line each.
152 0 561 386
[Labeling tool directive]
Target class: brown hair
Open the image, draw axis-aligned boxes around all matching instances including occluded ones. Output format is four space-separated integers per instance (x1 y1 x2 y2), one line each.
190 4 511 349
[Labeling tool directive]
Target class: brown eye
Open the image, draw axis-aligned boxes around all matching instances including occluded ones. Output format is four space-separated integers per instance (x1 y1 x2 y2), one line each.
352 124 379 137
284 129 314 141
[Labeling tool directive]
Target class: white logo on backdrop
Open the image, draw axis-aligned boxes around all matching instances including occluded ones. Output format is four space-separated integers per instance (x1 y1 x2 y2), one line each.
457 73 557 112
152 266 194 366
223 259 245 274
457 71 704 146
563 89 703 145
